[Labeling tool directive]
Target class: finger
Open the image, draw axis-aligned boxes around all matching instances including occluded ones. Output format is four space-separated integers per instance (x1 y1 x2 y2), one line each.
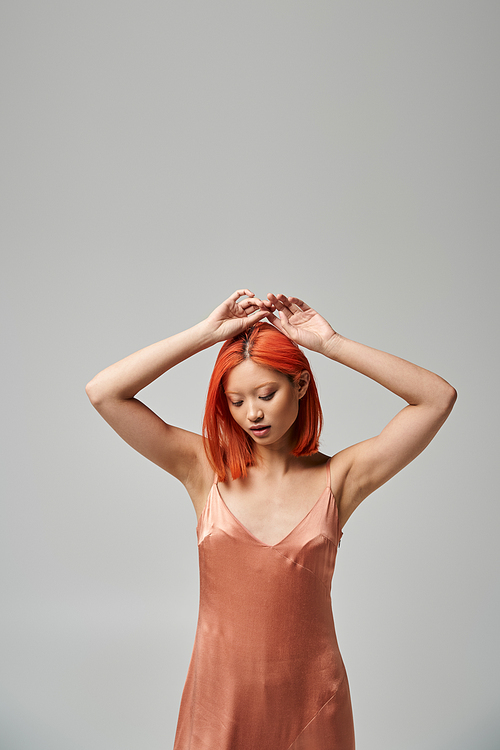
264 312 287 334
270 293 296 318
287 296 310 311
277 294 304 314
276 311 298 339
229 289 254 302
243 296 270 312
251 301 275 318
240 298 260 310
245 308 273 324
259 299 275 311
267 293 288 312
267 298 293 325
249 298 274 312
244 304 260 315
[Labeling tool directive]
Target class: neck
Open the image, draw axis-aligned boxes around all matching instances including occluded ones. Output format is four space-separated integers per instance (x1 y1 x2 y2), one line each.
252 444 298 478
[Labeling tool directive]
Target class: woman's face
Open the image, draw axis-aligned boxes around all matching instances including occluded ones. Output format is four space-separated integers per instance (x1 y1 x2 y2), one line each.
224 359 309 450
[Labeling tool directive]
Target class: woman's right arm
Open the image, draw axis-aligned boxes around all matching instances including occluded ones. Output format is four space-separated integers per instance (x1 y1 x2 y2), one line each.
85 291 271 512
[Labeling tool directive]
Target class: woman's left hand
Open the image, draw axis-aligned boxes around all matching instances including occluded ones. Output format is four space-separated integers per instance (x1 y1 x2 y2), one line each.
265 294 337 354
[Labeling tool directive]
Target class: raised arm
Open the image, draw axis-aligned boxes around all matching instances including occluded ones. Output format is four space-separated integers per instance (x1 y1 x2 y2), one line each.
266 294 457 527
85 291 271 511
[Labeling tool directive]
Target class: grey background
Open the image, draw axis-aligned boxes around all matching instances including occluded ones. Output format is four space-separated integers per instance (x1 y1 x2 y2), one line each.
1 1 499 748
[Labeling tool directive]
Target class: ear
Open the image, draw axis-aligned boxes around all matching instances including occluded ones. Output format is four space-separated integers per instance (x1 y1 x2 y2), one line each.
297 370 310 399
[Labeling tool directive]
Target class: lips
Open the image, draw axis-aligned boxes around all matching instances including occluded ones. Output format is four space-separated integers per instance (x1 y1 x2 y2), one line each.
250 425 271 437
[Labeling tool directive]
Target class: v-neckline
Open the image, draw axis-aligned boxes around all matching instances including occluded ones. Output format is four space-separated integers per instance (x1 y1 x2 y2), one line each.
214 483 332 548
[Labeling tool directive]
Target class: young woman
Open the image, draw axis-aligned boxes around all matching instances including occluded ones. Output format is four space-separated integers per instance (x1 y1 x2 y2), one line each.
86 290 456 750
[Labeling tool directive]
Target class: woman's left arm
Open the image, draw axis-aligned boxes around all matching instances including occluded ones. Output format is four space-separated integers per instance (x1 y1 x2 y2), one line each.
266 294 457 524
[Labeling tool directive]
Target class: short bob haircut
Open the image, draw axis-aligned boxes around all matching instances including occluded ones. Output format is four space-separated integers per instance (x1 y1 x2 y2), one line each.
203 322 323 481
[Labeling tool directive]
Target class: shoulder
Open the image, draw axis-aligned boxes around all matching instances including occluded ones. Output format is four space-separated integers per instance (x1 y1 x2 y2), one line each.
295 452 336 494
298 451 334 469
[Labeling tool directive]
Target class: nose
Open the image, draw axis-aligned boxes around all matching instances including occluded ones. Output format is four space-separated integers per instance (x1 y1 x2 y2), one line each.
247 401 264 422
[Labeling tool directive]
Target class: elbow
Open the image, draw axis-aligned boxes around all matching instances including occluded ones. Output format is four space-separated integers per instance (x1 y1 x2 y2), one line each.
85 376 128 408
85 377 105 407
440 383 457 416
446 383 458 407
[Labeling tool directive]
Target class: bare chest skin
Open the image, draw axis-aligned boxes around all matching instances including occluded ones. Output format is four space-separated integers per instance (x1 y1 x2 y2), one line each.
217 456 332 547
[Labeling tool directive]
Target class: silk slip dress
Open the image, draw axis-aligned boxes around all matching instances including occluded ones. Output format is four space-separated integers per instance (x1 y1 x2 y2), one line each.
173 459 355 750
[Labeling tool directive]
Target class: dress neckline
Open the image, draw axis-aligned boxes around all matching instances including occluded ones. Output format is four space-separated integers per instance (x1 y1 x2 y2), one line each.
213 480 333 549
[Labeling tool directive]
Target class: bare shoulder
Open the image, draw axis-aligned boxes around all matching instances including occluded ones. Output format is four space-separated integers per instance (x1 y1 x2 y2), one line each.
295 452 340 496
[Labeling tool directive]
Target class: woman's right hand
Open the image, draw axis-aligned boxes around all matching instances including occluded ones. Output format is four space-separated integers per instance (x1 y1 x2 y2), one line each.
205 290 272 343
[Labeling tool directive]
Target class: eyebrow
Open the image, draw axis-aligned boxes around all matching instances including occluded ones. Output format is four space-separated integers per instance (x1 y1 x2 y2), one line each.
225 381 278 396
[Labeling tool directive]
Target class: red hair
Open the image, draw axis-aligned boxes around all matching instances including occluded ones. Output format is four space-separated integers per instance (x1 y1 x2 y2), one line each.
203 322 323 481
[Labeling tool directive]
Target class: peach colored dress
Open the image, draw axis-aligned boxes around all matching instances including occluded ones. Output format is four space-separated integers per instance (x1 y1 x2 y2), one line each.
173 459 355 749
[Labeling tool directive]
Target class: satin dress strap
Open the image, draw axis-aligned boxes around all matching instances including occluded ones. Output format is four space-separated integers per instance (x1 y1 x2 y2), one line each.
325 456 343 548
325 457 332 490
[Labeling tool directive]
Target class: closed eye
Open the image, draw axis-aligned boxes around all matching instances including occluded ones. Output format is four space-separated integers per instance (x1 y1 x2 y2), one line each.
260 392 275 401
230 392 275 407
